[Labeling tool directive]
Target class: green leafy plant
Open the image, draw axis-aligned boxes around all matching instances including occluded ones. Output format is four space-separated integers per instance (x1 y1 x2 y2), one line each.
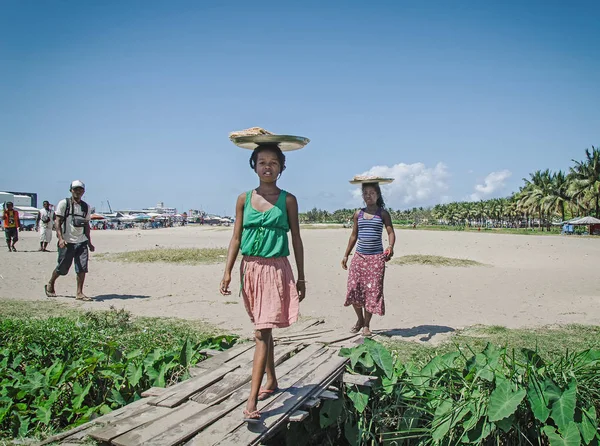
0 308 237 441
337 340 600 445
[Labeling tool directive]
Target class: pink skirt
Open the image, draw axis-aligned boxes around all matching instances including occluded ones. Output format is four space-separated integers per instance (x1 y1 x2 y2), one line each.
240 256 299 330
344 252 386 316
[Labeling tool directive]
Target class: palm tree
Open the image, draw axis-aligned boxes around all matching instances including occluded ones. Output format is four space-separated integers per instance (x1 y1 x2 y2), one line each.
542 170 571 222
569 146 600 217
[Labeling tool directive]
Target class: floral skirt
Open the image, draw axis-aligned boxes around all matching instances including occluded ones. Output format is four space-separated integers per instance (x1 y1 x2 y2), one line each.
344 252 386 316
240 256 299 329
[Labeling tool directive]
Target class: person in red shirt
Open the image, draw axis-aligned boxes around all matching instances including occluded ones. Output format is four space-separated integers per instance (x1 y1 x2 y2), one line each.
3 202 20 252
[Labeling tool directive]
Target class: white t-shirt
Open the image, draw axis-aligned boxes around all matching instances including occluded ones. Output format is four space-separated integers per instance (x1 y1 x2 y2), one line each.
39 208 54 230
55 198 91 244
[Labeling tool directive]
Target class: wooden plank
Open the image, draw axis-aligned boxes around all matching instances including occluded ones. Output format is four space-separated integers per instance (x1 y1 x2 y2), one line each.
190 343 301 405
343 373 378 387
38 397 158 445
193 342 255 370
90 405 172 442
112 401 208 446
301 397 321 409
289 410 309 422
215 351 348 446
273 319 324 339
140 387 167 397
152 365 238 408
315 330 361 345
318 390 338 400
175 344 331 446
198 348 222 356
275 328 335 340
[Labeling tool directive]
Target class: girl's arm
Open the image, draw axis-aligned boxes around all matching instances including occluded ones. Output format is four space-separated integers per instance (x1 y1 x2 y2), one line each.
219 193 245 295
286 193 306 302
341 210 359 270
382 210 396 258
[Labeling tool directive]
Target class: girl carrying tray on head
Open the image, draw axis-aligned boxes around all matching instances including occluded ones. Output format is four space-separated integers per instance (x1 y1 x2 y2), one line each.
220 128 308 422
342 176 396 337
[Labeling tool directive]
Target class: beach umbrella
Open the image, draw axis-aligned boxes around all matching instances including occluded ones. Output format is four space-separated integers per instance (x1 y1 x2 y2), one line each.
569 216 600 225
90 213 106 220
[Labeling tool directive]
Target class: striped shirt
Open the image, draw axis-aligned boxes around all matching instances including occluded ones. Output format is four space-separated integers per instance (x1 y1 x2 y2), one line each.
356 208 384 255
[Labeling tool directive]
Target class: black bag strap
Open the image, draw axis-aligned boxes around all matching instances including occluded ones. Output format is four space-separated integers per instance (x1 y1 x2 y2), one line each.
62 198 89 233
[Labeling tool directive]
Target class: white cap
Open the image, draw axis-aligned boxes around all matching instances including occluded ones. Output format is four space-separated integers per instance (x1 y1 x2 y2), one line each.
71 180 85 190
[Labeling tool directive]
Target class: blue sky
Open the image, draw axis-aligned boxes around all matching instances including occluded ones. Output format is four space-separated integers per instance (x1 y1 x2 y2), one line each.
1 0 598 215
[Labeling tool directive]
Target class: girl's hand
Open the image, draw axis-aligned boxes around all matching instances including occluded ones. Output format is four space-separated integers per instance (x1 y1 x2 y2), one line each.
384 247 394 261
219 273 232 295
341 256 349 270
296 280 306 302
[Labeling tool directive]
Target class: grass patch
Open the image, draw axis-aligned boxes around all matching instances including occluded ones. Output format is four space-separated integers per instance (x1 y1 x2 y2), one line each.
0 301 238 441
381 324 600 365
392 254 484 267
300 224 344 230
99 248 228 265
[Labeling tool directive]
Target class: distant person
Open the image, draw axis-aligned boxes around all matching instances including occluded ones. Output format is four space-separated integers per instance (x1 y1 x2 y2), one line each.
3 201 20 252
220 128 308 423
36 200 54 251
342 180 396 337
44 180 95 301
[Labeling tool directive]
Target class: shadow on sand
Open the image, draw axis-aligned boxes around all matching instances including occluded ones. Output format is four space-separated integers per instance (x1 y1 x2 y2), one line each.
375 325 455 342
93 294 150 302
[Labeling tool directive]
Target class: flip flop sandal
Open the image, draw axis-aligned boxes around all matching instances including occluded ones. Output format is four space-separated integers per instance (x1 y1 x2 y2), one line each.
362 328 373 338
44 285 57 298
242 409 261 423
76 296 93 301
257 387 279 401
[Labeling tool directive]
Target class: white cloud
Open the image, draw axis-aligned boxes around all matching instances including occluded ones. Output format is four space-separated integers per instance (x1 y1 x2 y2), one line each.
469 170 512 201
350 162 451 209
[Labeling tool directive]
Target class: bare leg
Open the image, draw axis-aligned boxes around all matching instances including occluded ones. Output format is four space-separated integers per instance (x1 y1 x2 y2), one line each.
39 241 44 251
363 311 373 336
263 335 277 390
351 305 365 332
76 272 87 299
246 328 272 413
47 270 60 296
6 239 12 252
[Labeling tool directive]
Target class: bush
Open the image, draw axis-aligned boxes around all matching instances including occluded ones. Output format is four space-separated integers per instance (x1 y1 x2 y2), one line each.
331 339 600 445
0 308 237 440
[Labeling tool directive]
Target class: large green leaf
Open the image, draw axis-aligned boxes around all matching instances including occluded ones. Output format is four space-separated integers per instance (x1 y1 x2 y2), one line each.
319 399 343 428
35 405 52 425
488 378 526 422
347 388 370 413
344 419 360 446
527 377 550 422
551 380 577 432
126 362 143 387
578 406 598 445
72 381 92 410
543 423 581 446
363 338 394 378
432 399 470 442
179 338 193 366
466 417 495 443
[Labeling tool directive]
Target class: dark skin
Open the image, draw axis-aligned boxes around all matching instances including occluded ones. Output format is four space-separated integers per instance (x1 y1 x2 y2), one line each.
220 150 305 417
36 201 52 251
4 203 19 251
47 187 95 300
342 184 396 336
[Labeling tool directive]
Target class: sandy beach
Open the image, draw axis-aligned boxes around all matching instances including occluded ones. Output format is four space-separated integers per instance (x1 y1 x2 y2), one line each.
1 226 599 341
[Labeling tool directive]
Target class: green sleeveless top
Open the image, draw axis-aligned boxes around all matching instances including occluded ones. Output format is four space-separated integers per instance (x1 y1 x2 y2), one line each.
240 190 290 258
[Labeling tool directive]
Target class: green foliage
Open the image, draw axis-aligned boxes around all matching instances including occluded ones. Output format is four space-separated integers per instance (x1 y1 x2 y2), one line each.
0 308 237 441
337 339 600 445
99 247 228 264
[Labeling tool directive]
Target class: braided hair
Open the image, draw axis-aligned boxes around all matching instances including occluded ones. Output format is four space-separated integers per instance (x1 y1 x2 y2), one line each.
362 183 386 209
249 144 286 174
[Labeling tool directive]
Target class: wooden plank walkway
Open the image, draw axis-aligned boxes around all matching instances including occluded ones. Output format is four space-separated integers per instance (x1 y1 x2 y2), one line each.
48 319 361 446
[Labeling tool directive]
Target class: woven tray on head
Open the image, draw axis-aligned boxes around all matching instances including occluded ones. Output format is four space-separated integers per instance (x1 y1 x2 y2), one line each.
349 175 394 185
229 127 310 151
228 127 274 140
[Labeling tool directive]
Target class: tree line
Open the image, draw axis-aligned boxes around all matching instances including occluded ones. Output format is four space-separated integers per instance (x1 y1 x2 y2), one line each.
299 146 600 229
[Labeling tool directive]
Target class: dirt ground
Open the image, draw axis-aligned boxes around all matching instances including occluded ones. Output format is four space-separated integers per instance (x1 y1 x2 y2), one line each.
1 226 599 343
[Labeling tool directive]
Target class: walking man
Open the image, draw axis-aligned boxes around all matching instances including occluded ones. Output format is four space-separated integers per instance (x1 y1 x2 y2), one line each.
36 200 54 252
3 202 20 252
45 180 95 301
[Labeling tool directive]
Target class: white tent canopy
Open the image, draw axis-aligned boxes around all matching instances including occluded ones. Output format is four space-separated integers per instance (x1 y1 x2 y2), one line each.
568 216 600 225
